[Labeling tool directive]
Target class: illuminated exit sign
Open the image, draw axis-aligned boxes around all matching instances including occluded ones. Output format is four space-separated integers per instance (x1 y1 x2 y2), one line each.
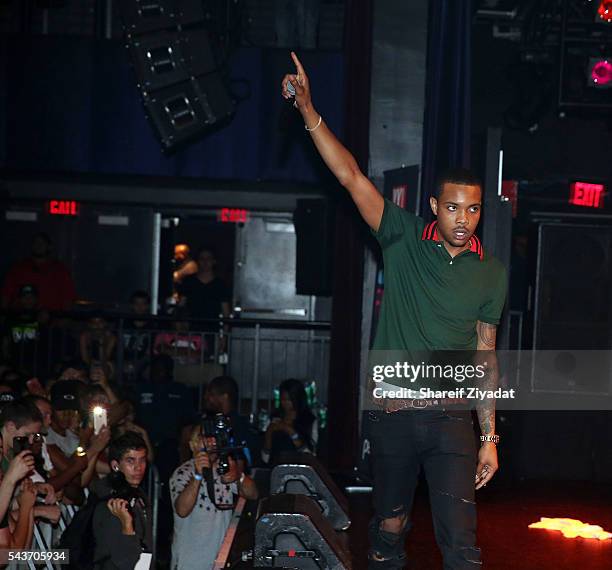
49 200 79 216
218 208 249 223
569 182 605 209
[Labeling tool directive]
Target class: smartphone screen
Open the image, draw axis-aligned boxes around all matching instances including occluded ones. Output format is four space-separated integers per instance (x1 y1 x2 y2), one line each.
92 407 107 435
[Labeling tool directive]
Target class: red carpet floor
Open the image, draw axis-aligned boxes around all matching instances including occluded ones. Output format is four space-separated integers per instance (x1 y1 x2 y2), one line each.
348 480 612 569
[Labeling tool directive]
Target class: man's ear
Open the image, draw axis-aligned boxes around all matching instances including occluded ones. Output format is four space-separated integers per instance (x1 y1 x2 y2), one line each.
110 460 120 472
429 196 438 216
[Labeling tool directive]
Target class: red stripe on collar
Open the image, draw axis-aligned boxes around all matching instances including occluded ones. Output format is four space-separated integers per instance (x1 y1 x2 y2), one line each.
421 221 484 260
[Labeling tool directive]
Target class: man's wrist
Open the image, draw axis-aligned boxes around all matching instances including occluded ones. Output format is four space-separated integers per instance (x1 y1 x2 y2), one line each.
300 102 315 118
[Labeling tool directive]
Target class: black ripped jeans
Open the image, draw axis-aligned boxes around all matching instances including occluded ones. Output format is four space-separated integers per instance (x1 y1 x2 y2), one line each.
367 409 481 569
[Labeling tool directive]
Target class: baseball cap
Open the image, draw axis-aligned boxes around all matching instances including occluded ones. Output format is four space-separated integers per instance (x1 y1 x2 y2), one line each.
19 284 38 298
0 391 19 404
50 380 82 411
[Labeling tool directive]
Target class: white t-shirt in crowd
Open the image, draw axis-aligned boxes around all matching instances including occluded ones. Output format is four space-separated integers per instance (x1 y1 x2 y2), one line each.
169 459 237 570
45 427 79 457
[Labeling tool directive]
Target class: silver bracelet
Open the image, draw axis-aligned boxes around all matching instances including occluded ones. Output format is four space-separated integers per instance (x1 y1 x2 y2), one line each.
480 434 500 444
305 115 322 132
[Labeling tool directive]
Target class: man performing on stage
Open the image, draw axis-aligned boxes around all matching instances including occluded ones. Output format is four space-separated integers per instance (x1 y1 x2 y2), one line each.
281 53 507 568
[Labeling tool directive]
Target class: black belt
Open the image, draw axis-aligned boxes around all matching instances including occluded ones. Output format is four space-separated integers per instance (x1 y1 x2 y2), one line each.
384 398 468 413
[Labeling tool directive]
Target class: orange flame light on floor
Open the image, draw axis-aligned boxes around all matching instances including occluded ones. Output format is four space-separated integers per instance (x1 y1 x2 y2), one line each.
529 518 612 540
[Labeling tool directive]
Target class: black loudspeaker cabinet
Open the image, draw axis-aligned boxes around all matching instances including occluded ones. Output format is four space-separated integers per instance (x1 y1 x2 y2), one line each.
293 199 333 296
128 29 216 92
120 0 205 36
120 0 235 151
530 221 612 395
254 494 352 569
142 73 234 150
270 452 350 531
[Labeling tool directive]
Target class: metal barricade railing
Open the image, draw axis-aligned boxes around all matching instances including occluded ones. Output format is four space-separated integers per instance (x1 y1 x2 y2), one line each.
28 523 55 570
144 464 161 563
0 311 332 413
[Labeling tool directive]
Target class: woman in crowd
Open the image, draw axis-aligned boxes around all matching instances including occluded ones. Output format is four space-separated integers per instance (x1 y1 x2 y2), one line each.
262 378 317 464
0 450 36 549
79 314 116 367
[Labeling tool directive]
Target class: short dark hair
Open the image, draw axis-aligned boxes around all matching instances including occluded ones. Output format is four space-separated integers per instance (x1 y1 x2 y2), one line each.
0 369 25 394
33 232 52 246
81 385 108 411
108 431 147 464
0 400 43 429
150 354 174 381
56 359 88 377
196 245 217 260
434 167 482 198
130 290 151 304
209 375 239 408
21 394 50 409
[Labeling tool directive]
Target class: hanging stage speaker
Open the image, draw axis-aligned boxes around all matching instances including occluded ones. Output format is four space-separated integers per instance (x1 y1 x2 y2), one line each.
294 200 334 296
120 0 205 36
141 73 234 150
127 29 216 92
270 453 350 531
254 494 352 569
120 1 235 151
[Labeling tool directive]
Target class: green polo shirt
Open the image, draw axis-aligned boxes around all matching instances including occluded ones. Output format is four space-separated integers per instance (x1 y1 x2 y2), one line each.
372 199 507 352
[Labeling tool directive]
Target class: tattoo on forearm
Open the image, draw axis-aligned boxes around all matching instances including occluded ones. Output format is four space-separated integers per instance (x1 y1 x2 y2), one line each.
478 408 495 436
476 321 498 435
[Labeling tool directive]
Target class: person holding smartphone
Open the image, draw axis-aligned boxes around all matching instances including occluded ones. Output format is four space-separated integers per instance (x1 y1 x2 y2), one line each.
0 448 35 542
0 402 57 508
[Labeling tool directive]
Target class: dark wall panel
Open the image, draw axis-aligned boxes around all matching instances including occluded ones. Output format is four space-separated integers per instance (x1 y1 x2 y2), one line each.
1 38 344 184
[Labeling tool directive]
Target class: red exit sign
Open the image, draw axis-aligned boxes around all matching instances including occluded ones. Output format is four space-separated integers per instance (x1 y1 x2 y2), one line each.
569 182 605 209
49 200 79 216
218 208 249 223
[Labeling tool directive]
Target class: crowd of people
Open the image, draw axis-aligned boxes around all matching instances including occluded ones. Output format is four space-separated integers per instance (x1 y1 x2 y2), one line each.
0 235 322 569
1 236 233 381
0 359 320 568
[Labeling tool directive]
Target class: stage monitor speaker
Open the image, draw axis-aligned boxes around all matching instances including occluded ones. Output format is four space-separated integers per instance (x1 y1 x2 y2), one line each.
128 29 216 92
120 0 205 36
270 452 350 531
142 73 234 150
293 200 333 296
254 494 352 569
531 222 612 395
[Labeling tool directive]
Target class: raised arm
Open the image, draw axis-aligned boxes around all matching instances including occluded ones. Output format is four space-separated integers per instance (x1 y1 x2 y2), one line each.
282 52 384 231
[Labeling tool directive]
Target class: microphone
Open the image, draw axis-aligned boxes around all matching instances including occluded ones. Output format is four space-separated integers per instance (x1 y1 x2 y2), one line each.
279 82 299 133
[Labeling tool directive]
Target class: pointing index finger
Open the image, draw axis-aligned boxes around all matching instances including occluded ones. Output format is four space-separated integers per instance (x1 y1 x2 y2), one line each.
291 51 305 77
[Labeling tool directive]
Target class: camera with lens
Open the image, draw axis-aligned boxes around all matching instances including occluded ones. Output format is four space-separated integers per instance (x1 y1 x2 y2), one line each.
110 473 144 514
201 413 243 476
